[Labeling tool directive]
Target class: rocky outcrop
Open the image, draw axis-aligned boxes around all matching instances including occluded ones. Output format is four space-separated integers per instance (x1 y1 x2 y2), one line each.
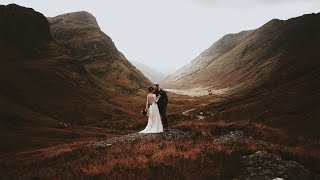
48 12 152 92
94 129 195 147
241 151 319 179
207 130 319 179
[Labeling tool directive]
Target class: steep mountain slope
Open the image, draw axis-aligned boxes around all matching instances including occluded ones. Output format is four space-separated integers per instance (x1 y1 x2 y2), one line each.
0 4 139 125
0 4 147 153
164 13 320 136
163 14 320 93
130 61 166 83
48 12 152 93
162 30 253 89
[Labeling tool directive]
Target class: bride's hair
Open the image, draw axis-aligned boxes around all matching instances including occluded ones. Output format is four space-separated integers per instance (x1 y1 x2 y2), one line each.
148 86 153 92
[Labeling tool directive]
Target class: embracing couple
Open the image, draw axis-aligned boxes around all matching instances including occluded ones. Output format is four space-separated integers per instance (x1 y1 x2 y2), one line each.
139 84 168 133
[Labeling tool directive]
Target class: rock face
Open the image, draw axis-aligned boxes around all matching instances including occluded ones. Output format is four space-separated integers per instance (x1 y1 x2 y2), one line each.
130 61 166 83
48 12 152 92
163 13 320 137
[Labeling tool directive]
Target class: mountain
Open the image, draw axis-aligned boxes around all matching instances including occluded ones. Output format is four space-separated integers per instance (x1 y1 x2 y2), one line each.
162 30 253 90
48 12 152 93
0 4 150 153
163 13 320 136
0 4 151 126
130 61 166 83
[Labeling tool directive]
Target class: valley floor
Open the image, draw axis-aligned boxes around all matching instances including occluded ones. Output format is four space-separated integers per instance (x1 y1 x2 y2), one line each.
1 92 320 179
165 88 229 97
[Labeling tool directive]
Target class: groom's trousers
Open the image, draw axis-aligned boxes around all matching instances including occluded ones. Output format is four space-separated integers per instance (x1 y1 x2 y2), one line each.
159 106 168 129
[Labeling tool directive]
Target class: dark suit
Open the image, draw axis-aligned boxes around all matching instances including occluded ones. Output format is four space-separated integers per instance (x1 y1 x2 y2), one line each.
155 89 168 129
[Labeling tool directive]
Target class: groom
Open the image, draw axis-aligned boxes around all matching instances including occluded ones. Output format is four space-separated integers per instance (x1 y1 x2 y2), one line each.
153 84 169 131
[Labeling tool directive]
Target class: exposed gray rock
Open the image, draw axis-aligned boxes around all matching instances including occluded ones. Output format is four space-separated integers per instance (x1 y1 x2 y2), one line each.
94 129 195 147
241 150 319 180
213 130 250 144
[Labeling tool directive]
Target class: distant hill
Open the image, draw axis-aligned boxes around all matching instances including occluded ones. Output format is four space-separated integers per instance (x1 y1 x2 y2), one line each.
130 61 166 83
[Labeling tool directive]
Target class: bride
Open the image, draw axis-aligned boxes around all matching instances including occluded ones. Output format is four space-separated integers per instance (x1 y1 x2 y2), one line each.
139 87 164 133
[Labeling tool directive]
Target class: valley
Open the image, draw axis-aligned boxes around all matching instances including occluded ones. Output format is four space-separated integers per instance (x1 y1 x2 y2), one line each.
0 3 319 179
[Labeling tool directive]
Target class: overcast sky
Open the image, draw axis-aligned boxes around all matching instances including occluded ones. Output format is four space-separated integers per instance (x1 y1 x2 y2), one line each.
1 0 320 74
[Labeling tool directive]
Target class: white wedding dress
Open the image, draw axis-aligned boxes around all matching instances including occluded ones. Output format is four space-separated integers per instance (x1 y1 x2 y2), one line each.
139 94 164 133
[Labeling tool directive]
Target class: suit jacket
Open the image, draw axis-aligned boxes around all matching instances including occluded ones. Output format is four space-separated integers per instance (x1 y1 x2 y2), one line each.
155 89 168 108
